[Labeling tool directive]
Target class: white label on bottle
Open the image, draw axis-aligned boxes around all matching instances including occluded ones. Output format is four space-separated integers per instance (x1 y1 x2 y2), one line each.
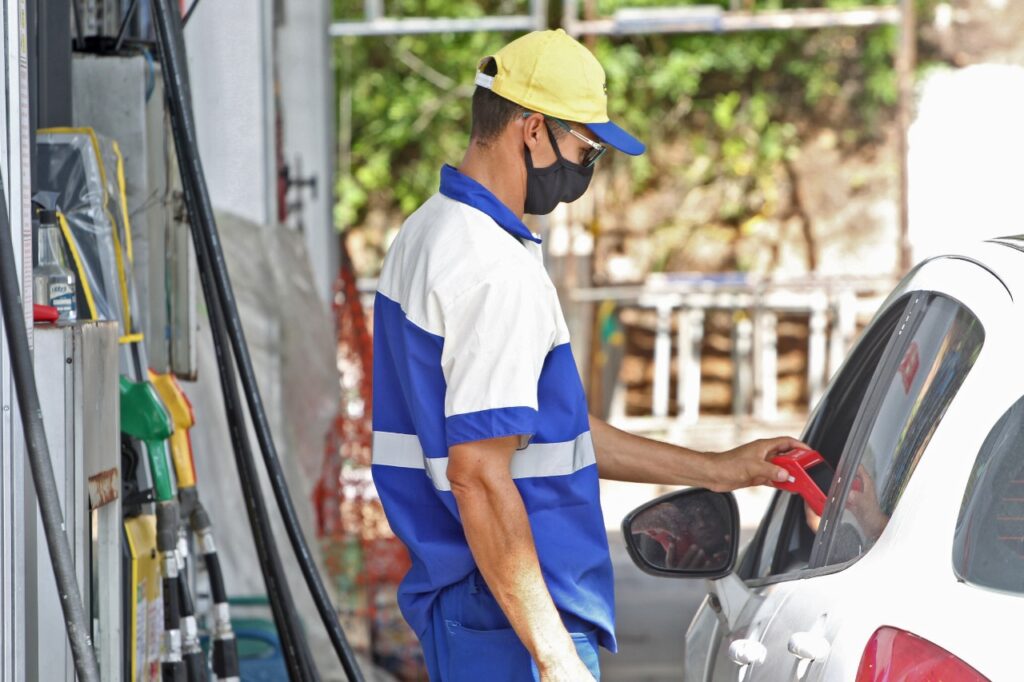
49 282 72 298
49 283 76 320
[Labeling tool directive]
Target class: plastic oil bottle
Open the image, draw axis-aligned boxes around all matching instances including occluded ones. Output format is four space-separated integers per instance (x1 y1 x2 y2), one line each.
33 209 77 322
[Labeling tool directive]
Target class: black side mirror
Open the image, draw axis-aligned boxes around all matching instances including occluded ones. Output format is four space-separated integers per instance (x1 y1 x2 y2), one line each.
622 488 739 580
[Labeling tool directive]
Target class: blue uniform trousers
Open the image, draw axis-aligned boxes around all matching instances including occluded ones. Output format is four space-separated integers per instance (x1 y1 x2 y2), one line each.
418 570 602 681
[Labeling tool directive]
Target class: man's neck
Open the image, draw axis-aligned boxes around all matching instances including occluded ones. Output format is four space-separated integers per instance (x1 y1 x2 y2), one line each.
458 140 526 219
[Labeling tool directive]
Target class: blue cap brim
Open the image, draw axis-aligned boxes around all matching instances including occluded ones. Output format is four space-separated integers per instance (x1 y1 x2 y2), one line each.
587 120 645 156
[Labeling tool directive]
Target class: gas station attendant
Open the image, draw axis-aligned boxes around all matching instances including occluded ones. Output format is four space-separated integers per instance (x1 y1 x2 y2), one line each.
370 29 803 681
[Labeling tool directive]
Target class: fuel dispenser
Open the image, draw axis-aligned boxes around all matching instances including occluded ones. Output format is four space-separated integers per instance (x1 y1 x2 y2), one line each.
30 104 254 678
4 2 363 678
28 321 120 680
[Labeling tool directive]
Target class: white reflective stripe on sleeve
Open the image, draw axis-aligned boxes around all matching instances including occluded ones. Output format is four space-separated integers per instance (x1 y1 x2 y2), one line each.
508 434 597 481
370 431 426 469
372 431 597 493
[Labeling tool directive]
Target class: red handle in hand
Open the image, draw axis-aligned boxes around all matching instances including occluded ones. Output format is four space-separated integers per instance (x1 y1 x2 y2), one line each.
770 448 828 517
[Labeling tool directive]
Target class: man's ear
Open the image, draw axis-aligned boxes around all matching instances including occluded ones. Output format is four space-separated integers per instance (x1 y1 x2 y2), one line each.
521 112 546 153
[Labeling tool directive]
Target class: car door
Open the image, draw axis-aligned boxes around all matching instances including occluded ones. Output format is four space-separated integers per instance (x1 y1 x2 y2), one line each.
689 256 1006 682
739 258 1002 682
686 275 912 681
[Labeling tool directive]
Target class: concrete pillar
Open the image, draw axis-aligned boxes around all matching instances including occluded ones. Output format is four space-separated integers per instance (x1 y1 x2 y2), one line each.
754 309 778 421
678 307 705 425
652 300 673 419
807 293 828 407
277 0 338 302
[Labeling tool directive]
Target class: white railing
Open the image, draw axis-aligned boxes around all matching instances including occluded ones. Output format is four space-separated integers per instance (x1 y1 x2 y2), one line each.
570 274 893 431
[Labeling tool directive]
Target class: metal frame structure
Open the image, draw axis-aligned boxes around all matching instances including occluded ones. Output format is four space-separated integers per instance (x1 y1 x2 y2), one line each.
1 0 32 677
562 1 902 36
330 0 547 37
329 0 916 270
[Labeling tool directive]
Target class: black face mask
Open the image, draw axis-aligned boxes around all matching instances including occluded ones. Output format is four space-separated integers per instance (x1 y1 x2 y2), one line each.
523 124 595 215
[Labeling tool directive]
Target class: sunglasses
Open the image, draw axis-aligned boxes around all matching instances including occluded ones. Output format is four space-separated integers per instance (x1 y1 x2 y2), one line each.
550 118 607 168
522 112 607 167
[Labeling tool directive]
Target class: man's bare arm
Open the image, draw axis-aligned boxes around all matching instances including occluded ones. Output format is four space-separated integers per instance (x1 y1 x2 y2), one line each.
447 436 592 680
589 415 801 492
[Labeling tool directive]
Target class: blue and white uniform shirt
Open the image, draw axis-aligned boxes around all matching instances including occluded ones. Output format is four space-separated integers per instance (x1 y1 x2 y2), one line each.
371 165 616 651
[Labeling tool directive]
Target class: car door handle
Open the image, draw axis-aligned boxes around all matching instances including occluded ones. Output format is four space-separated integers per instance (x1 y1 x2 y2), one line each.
729 639 767 666
787 632 831 660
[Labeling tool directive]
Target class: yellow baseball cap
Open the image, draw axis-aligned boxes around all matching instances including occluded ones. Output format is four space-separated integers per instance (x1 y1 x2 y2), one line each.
475 29 645 156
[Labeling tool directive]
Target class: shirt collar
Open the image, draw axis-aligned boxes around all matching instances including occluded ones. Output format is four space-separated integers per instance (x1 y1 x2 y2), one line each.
438 165 542 244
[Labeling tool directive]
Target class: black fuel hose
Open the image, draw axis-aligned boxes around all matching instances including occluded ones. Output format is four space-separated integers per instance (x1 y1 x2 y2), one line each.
157 501 186 682
204 556 241 680
183 650 205 682
0 177 101 681
174 489 210 680
180 176 315 681
161 569 185 682
177 575 206 680
151 0 312 675
149 1 364 679
192 503 240 680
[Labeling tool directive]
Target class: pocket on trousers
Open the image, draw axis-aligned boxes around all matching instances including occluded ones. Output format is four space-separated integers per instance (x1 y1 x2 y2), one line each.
527 629 602 682
444 620 533 682
570 630 601 681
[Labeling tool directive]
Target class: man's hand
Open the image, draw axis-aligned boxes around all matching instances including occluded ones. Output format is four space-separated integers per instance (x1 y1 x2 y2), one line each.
845 465 888 541
701 437 808 493
804 501 822 533
536 647 596 682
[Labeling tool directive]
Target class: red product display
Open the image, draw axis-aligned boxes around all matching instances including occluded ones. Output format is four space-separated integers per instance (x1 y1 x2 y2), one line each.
771 448 829 517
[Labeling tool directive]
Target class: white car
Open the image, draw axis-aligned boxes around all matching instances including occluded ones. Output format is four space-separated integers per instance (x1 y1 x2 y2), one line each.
623 238 1024 682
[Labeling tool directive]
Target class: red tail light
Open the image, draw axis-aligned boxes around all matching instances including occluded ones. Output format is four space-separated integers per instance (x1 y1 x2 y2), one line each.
856 626 989 682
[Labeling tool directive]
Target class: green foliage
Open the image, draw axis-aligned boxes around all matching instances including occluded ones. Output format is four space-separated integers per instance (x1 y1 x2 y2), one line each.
333 0 524 229
332 0 926 241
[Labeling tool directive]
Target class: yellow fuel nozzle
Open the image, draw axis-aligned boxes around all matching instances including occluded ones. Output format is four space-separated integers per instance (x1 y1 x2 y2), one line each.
149 371 197 489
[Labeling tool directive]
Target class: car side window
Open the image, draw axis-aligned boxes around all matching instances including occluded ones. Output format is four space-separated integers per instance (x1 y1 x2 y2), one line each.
748 298 908 580
814 293 984 567
953 395 1024 595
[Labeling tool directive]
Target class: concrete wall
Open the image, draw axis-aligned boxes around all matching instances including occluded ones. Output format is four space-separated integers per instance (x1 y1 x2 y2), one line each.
184 0 337 301
184 0 276 227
